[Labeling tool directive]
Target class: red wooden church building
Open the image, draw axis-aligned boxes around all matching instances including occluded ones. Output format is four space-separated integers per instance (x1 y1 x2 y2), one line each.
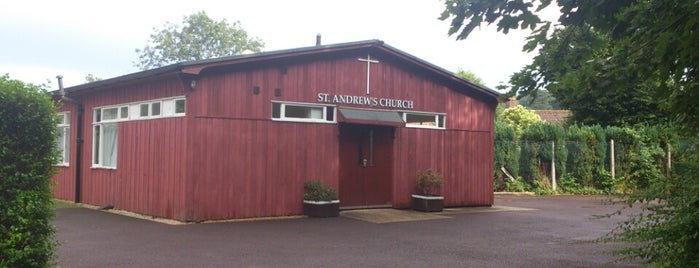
52 40 501 221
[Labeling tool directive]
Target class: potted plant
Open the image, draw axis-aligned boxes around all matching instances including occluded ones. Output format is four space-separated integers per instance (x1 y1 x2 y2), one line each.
411 169 444 212
303 180 340 217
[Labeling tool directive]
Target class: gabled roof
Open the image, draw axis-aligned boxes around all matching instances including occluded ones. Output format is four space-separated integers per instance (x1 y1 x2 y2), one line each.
56 40 501 102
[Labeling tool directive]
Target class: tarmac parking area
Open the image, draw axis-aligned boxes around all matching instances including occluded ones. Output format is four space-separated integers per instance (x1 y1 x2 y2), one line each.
53 195 639 267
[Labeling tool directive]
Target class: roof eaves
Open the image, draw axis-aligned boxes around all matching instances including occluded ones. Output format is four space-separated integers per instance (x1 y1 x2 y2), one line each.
178 40 382 75
52 64 184 95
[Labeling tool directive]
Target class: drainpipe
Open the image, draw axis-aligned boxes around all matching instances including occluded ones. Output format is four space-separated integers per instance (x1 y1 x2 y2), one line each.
57 75 83 203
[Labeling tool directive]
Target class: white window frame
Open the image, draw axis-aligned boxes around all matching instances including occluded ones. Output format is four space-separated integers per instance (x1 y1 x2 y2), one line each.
55 112 70 166
174 98 186 115
89 96 185 169
402 111 446 129
92 106 119 169
134 101 162 119
130 97 186 120
271 101 336 123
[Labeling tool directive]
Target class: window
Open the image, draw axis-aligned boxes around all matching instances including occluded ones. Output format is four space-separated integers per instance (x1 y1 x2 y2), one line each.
89 97 185 168
403 112 446 129
137 102 162 118
134 98 183 119
151 102 161 116
93 107 118 168
175 99 186 114
102 107 118 121
272 102 335 123
162 98 186 117
119 106 129 119
139 103 149 117
56 112 70 166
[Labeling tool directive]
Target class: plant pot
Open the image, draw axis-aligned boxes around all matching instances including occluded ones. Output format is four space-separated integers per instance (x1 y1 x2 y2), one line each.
411 194 444 212
303 200 340 217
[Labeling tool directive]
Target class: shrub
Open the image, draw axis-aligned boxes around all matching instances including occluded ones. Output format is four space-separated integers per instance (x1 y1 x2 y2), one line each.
605 126 639 182
531 182 557 195
303 180 338 201
0 74 58 267
415 169 443 196
498 105 542 138
558 174 603 195
589 124 608 186
503 177 529 192
594 169 616 193
494 121 519 190
519 122 566 188
604 139 699 267
566 125 596 187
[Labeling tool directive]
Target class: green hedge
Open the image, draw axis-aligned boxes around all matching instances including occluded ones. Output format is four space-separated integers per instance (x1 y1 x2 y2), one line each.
0 75 57 267
519 122 566 187
493 121 519 190
494 120 677 194
566 125 596 187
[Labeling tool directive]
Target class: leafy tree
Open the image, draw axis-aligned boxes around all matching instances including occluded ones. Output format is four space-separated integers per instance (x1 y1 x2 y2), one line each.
0 74 57 267
497 105 542 138
440 0 698 266
84 74 102 83
455 68 485 87
518 90 560 110
440 0 696 129
135 11 264 70
508 26 667 126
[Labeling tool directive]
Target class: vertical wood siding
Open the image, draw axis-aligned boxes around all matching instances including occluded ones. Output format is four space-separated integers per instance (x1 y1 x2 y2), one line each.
184 52 494 220
67 78 190 220
53 50 496 221
186 119 339 220
53 104 78 201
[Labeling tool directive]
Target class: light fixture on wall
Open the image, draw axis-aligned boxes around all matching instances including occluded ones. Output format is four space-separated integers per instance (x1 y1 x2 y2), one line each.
189 80 197 90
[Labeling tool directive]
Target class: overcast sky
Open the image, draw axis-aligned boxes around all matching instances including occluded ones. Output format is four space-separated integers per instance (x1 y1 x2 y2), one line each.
1 0 555 91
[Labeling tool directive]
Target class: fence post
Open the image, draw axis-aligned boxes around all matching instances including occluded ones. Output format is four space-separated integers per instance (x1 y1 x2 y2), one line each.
551 141 557 191
610 139 615 180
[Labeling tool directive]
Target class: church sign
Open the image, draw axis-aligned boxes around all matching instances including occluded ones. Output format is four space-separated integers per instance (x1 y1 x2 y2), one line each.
316 93 415 109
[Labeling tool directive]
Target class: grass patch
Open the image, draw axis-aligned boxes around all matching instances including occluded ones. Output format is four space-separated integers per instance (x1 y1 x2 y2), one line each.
53 199 80 209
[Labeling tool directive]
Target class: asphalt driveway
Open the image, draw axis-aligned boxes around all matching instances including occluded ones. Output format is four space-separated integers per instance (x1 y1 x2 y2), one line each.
53 195 639 267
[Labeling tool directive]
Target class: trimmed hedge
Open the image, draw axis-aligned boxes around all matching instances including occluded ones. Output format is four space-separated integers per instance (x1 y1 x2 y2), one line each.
0 75 57 267
493 121 519 190
494 118 677 194
519 122 566 187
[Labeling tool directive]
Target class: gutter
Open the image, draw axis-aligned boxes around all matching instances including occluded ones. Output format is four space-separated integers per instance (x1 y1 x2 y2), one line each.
57 75 83 203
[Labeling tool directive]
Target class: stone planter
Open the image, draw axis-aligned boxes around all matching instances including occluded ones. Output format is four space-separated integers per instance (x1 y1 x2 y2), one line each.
411 194 444 212
303 200 340 217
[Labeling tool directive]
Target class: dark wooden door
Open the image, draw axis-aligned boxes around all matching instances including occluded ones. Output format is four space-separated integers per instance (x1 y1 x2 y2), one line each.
339 124 393 208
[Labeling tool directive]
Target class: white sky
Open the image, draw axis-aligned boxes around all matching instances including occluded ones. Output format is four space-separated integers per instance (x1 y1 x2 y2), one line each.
0 0 555 91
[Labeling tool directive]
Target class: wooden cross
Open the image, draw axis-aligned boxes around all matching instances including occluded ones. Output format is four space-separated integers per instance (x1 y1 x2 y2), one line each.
358 54 379 95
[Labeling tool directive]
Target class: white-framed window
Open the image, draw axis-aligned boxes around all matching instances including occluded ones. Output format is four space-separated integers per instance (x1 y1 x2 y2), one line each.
135 101 162 119
56 112 70 166
131 97 185 120
272 101 336 123
162 98 186 116
119 106 129 119
93 107 118 169
89 96 185 169
402 112 446 129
